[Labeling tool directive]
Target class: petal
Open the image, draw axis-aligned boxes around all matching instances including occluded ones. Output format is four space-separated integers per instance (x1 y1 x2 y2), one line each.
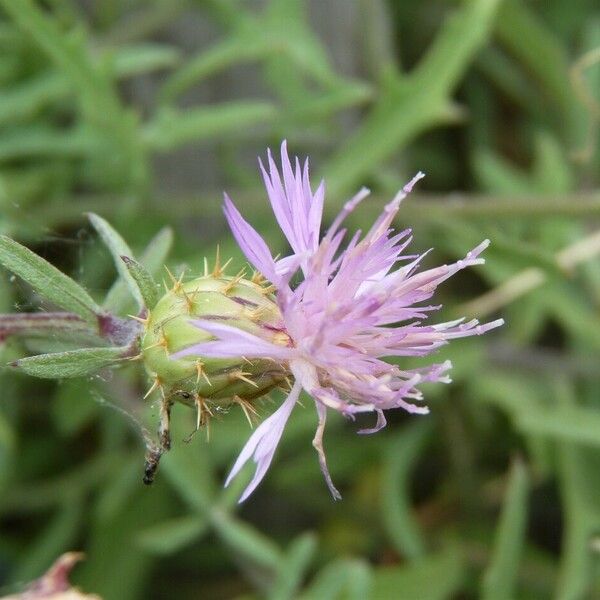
312 401 341 500
171 320 295 361
259 141 323 260
357 409 387 435
225 381 302 502
223 194 278 282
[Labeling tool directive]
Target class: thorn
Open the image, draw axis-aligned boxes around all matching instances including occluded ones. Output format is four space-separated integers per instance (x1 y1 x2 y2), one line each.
222 269 246 295
128 313 149 325
251 270 265 285
195 361 212 386
185 395 213 443
179 287 195 312
234 395 259 428
212 245 234 278
247 306 270 322
203 257 209 277
165 265 185 293
212 245 221 277
127 353 143 362
144 376 164 400
231 371 259 388
260 285 276 295
143 329 169 354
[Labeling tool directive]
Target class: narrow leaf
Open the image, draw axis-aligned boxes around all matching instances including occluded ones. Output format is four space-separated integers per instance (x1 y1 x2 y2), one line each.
0 235 101 325
269 533 317 600
481 458 529 600
370 546 464 600
381 421 432 560
121 256 160 310
143 102 277 151
88 213 144 310
14 346 130 378
104 226 173 314
210 510 283 571
135 516 208 555
300 559 371 600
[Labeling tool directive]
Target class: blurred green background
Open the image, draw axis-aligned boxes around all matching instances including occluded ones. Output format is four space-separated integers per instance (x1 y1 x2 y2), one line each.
1 0 600 598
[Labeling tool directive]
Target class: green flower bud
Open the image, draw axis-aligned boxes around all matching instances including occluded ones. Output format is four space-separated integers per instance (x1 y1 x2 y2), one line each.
141 271 290 408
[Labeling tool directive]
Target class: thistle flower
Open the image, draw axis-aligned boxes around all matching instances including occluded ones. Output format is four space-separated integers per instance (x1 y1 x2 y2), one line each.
174 142 504 501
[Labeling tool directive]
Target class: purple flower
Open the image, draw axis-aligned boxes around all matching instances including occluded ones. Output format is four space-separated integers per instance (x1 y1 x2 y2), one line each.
181 142 503 501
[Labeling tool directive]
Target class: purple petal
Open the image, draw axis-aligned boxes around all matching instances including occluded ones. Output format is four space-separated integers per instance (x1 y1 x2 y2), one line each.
357 409 387 435
225 381 302 502
313 401 341 500
171 320 295 360
223 194 278 282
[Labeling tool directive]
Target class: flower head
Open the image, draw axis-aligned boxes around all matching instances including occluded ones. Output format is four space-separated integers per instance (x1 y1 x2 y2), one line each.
176 142 503 501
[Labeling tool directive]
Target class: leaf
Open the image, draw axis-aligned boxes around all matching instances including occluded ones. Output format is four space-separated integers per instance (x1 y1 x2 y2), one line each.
324 0 502 198
481 458 529 600
381 421 432 560
135 516 208 556
14 346 130 378
269 533 317 600
143 102 277 151
88 213 144 310
159 36 273 104
210 510 283 571
0 235 101 326
370 547 465 600
120 256 160 310
300 558 371 600
104 226 173 314
51 379 100 435
10 501 83 585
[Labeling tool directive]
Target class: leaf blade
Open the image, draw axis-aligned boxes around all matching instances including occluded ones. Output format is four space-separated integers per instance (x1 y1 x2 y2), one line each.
0 235 101 326
14 346 130 378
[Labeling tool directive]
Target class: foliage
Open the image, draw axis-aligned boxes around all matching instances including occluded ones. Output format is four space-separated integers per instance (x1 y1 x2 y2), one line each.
1 0 600 598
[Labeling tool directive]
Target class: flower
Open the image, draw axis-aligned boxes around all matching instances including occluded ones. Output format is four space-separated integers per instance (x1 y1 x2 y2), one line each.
175 142 503 502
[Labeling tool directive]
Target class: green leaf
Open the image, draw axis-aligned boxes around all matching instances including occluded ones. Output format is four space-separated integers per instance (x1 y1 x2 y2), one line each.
210 509 283 571
159 36 273 104
88 213 144 310
481 458 530 600
381 421 432 560
324 0 502 198
14 346 130 378
51 379 100 435
104 226 173 314
135 516 209 555
517 405 600 448
300 559 371 600
370 547 464 600
120 256 160 310
143 102 277 151
269 533 317 600
0 235 101 326
10 500 83 585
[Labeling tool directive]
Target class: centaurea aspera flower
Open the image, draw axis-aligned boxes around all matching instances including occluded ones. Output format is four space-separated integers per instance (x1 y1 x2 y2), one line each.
174 142 503 501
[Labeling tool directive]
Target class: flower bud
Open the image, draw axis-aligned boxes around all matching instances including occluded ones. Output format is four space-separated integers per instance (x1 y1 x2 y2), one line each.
141 273 289 406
